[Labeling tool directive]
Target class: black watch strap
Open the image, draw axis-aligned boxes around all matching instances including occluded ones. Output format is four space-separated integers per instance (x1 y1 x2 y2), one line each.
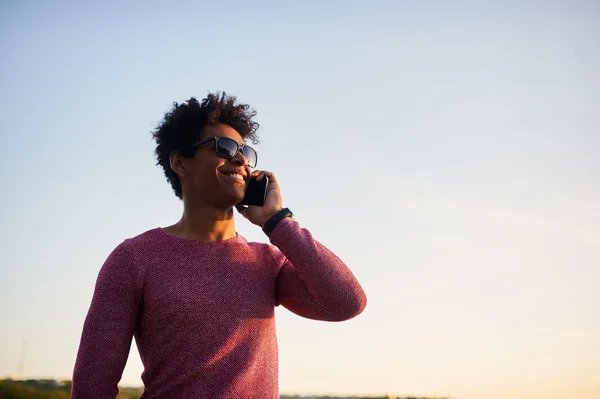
262 208 294 235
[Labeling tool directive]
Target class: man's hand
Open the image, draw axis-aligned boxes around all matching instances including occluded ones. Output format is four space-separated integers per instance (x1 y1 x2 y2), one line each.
236 170 283 227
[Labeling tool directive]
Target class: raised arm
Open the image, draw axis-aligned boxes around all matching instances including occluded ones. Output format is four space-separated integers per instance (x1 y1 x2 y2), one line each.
71 241 142 399
268 217 367 321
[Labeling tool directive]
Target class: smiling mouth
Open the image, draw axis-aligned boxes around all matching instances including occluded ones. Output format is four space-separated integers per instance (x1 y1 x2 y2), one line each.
221 172 246 183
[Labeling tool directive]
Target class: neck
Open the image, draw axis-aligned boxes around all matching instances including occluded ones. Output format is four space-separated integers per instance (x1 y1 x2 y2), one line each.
166 200 237 242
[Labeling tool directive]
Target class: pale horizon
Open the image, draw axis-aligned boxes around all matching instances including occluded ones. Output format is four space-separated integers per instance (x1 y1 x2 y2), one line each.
1 2 599 399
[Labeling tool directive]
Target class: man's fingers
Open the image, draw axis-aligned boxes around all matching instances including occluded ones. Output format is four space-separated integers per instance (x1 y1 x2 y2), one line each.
256 170 277 183
265 172 277 183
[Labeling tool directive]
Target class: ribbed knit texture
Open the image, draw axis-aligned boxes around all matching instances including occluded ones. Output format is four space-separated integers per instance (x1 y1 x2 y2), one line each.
71 217 366 399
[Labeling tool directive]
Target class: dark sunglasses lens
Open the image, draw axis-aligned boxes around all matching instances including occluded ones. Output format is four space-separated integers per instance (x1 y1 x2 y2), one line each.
215 138 257 167
216 138 239 158
242 146 257 167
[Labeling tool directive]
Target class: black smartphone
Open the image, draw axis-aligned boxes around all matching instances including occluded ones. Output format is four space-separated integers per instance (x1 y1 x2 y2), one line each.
239 176 268 206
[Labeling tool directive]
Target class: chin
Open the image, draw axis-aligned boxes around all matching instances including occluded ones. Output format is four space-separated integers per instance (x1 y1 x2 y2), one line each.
220 189 245 207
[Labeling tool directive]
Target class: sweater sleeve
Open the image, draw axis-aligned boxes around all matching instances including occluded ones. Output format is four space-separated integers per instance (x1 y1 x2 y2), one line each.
71 241 142 399
268 217 367 321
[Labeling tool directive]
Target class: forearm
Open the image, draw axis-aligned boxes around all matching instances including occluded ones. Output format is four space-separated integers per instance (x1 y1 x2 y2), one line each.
270 217 366 321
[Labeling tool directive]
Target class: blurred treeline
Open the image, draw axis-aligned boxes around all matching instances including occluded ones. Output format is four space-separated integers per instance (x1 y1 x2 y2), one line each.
0 379 141 399
1 379 449 399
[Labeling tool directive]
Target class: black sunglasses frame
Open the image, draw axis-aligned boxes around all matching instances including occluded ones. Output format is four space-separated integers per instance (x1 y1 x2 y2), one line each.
192 136 258 168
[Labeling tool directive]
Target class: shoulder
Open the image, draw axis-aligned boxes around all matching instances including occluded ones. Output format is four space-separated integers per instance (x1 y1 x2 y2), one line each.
98 229 166 287
124 227 165 245
238 236 286 267
117 227 168 258
101 228 164 271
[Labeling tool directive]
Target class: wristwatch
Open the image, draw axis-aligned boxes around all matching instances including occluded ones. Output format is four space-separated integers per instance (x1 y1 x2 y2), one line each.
262 208 294 235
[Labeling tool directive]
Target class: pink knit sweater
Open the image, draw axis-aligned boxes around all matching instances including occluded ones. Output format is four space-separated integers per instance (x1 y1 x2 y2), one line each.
71 217 366 398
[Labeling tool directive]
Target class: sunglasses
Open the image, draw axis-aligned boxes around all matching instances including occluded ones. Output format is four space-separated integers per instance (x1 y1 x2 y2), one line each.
192 136 258 168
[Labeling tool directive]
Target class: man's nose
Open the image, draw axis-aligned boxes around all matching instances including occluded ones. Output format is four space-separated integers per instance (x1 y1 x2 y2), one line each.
232 149 248 166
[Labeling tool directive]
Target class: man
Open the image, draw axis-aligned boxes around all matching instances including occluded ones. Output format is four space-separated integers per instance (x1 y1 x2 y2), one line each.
71 92 367 398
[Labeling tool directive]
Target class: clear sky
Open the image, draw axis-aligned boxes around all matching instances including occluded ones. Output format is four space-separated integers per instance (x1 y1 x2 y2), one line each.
1 1 599 398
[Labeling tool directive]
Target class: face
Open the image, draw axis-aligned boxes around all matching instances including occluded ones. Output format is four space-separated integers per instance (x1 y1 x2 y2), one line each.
172 123 252 208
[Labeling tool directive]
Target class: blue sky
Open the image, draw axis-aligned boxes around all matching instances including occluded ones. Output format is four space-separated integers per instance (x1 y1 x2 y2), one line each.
1 1 599 398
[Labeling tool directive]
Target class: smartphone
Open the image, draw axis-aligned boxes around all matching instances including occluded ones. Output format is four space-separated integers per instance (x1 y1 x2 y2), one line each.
239 176 268 206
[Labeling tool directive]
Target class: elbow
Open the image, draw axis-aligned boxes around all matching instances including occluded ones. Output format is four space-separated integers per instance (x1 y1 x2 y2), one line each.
327 288 367 322
346 287 367 320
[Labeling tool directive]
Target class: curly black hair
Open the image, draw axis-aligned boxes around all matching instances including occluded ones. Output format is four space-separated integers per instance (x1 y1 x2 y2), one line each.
152 92 260 200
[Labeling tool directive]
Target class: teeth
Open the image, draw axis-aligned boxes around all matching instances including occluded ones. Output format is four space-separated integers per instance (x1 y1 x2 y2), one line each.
226 173 244 181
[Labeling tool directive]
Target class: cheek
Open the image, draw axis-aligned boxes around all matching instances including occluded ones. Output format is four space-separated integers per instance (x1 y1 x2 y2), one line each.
194 160 224 187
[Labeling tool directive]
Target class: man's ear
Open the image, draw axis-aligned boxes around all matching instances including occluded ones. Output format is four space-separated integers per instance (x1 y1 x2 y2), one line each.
169 152 187 178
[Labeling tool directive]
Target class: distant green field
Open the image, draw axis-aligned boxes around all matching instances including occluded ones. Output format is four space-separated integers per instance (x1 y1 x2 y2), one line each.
0 379 142 399
0 379 445 399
